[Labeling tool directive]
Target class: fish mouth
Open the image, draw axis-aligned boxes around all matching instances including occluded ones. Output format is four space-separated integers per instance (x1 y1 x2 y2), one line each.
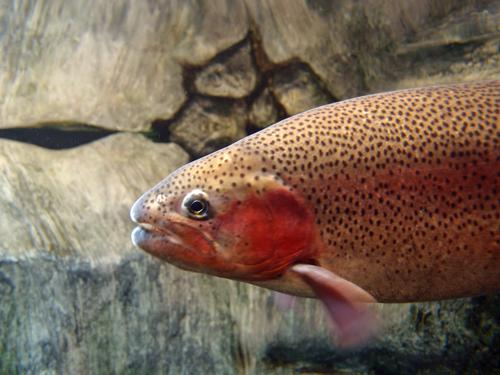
131 222 187 249
130 202 216 264
131 220 218 275
129 195 187 249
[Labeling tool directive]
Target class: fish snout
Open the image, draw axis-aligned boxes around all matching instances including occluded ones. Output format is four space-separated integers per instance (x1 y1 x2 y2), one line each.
130 192 191 251
130 194 153 249
130 194 146 224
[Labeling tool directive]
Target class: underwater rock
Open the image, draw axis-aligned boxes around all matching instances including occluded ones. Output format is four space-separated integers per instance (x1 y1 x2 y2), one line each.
0 254 245 374
0 0 247 131
1 0 498 132
246 0 500 98
0 134 245 374
169 97 247 157
248 88 279 129
271 65 332 116
262 296 500 374
194 42 258 98
2 250 498 374
391 37 500 90
0 134 188 259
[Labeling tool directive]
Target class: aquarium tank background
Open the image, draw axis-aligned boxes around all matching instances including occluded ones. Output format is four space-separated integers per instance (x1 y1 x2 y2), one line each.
0 1 499 374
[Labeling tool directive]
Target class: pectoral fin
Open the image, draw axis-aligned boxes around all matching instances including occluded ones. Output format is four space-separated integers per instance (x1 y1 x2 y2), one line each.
291 264 378 348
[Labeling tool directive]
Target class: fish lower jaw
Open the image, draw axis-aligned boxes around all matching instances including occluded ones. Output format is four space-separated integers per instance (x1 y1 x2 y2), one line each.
131 226 146 248
131 224 185 248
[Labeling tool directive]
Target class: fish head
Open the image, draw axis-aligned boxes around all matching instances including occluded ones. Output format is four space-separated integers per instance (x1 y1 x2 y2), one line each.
130 146 318 282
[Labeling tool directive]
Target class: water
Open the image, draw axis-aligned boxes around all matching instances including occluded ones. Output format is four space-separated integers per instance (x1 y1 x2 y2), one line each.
0 1 498 374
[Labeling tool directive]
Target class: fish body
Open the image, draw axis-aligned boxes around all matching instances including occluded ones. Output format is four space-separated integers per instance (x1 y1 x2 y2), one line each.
131 81 499 344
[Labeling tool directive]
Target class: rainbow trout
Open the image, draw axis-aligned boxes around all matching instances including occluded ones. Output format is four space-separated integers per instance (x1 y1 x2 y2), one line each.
131 81 499 346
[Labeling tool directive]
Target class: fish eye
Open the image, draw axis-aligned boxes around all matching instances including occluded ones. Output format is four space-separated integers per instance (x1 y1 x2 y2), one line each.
182 189 210 220
189 199 207 215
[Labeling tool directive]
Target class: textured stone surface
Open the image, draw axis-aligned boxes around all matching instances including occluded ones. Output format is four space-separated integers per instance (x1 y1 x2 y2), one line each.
249 88 279 129
271 64 332 116
194 42 258 98
263 297 500 374
169 97 247 157
0 0 248 131
390 38 500 91
0 254 241 374
1 252 498 374
0 134 188 259
1 0 498 133
246 0 500 98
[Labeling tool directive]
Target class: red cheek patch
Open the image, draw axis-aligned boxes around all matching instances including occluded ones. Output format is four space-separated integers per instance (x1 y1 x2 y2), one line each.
216 188 318 279
265 189 315 257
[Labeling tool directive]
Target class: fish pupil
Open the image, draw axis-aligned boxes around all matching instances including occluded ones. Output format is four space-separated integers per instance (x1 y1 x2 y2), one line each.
190 199 206 214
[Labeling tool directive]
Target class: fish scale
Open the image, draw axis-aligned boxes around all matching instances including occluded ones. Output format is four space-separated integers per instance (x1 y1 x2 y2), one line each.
131 81 499 340
234 81 499 300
